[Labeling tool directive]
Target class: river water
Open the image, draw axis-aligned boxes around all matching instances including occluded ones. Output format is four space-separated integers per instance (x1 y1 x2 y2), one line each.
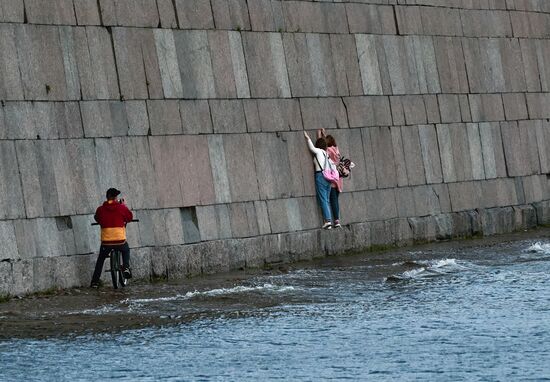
1 231 550 381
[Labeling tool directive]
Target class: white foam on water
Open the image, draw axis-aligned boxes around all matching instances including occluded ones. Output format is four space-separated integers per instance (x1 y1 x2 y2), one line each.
69 305 124 316
526 242 550 254
386 258 468 281
125 284 295 305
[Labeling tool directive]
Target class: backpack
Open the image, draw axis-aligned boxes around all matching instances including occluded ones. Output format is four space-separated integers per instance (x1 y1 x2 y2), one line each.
336 155 354 178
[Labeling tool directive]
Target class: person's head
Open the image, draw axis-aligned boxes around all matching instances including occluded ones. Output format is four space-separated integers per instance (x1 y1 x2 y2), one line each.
315 137 327 150
106 188 121 200
325 135 336 147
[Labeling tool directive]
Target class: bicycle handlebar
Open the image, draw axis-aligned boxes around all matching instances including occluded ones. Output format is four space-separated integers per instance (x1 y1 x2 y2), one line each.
91 219 139 226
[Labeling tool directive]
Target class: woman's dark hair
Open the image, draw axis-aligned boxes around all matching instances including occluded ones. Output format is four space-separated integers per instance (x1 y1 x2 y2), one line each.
315 137 327 150
325 135 336 147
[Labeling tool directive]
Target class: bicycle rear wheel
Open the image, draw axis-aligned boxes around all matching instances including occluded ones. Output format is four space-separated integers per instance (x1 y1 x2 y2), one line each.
116 251 128 287
109 250 119 289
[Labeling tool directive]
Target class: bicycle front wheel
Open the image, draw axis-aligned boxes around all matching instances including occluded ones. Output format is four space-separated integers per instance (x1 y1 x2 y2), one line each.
109 250 119 289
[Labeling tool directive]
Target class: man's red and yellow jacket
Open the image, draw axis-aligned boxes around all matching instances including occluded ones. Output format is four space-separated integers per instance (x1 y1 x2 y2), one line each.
94 200 133 245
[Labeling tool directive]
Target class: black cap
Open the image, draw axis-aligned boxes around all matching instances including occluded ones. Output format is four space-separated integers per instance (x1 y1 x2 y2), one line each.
106 188 121 199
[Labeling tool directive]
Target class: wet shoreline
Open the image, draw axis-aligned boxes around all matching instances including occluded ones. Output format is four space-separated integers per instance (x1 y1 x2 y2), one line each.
3 228 550 340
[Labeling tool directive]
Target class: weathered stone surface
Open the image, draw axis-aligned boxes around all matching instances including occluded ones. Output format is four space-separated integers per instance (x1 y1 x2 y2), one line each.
147 100 182 135
81 101 129 137
480 207 514 236
500 121 531 176
16 25 75 100
111 0 160 27
424 95 440 124
522 175 548 204
0 25 24 100
395 187 415 218
437 123 472 182
126 101 149 136
113 28 163 100
433 37 469 93
461 10 512 37
154 29 183 99
247 0 285 32
211 0 250 30
24 0 76 25
369 126 397 188
0 0 23 22
513 205 538 231
390 96 405 126
208 135 231 204
382 36 420 95
420 6 462 36
157 0 178 28
519 120 542 175
395 6 423 35
438 94 462 123
525 93 550 119
330 34 363 96
469 94 505 122
481 178 518 208
0 221 17 261
502 93 528 120
448 181 483 212
411 36 441 94
282 1 348 34
479 122 507 179
210 100 247 134
74 27 120 100
519 39 541 92
346 4 396 34
465 123 486 180
267 198 302 233
300 98 348 131
365 189 397 221
401 125 427 185
244 99 302 132
355 34 392 95
283 33 338 97
400 96 427 125
413 185 445 216
227 202 260 238
175 0 214 29
418 124 443 184
0 141 24 219
390 126 408 187
534 200 550 225
242 32 290 98
408 216 437 243
535 120 550 173
222 134 260 202
344 96 392 127
180 100 213 135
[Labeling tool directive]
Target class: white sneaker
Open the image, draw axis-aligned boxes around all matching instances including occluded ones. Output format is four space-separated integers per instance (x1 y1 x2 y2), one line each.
322 222 332 230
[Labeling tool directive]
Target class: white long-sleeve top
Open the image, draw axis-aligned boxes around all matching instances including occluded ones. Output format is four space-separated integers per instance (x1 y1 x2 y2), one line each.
306 137 328 171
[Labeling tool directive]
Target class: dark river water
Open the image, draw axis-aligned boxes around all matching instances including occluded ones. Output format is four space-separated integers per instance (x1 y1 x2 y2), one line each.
1 231 550 381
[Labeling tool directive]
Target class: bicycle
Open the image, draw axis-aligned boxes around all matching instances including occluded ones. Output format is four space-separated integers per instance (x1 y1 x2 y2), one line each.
91 219 139 289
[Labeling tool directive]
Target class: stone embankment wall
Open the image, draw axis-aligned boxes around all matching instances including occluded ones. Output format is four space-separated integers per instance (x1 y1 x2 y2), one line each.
2 0 550 295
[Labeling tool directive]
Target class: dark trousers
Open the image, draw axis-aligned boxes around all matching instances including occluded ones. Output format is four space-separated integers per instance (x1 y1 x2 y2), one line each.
91 242 130 284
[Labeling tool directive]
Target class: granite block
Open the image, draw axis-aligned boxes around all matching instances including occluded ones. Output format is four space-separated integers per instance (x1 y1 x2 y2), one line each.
448 181 482 212
242 32 290 98
210 100 247 134
228 202 259 238
207 135 231 204
147 100 182 135
469 94 505 122
420 6 463 36
154 29 184 98
94 138 130 206
401 95 427 125
500 38 527 92
355 34 385 95
408 216 437 243
424 95 441 124
3 102 35 139
401 125 426 185
330 34 363 96
173 30 216 99
74 27 120 100
478 122 507 179
525 93 550 119
418 124 443 184
369 126 397 188
459 95 472 122
502 93 528 120
58 27 81 101
0 141 25 219
346 4 396 34
81 101 129 137
228 31 251 98
71 214 99 255
248 99 302 132
0 25 24 100
254 201 271 235
344 96 392 127
382 36 419 95
251 132 292 199
395 187 416 218
98 0 116 25
466 123 486 180
0 221 17 261
24 0 76 25
284 131 317 197
413 185 444 216
113 27 163 100
180 100 213 135
411 36 441 94
247 0 285 32
267 199 303 233
513 205 537 231
390 126 408 187
520 39 542 92
522 175 547 204
114 0 159 27
126 101 149 136
438 94 461 123
212 0 250 30
122 137 158 209
534 200 550 225
283 33 337 97
433 36 469 93
390 96 405 126
436 124 456 183
480 207 515 236
175 0 214 29
500 121 529 176
395 6 423 35
300 98 348 131
282 1 348 34
365 189 398 221
535 120 550 173
222 134 260 202
461 10 512 37
157 0 178 28
15 25 71 100
519 120 542 174
0 0 23 22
